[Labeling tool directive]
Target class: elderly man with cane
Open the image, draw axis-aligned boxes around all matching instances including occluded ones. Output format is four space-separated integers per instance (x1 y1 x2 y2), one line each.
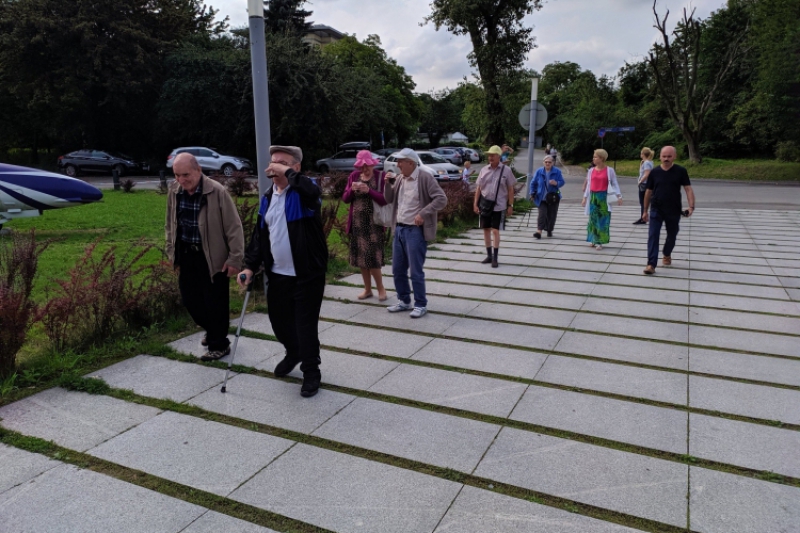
165 152 244 362
238 146 329 397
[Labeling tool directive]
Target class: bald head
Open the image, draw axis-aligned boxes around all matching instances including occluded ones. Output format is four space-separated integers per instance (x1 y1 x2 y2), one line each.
659 146 677 170
173 152 202 193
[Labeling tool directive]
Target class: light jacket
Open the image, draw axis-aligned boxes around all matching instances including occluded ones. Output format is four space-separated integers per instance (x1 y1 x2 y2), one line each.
165 175 244 281
342 169 388 234
244 169 328 279
383 167 447 242
529 166 565 207
583 166 622 214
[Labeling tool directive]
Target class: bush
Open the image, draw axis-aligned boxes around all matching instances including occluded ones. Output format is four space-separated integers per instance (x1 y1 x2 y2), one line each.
438 181 475 226
0 230 51 378
221 171 256 197
775 141 800 163
121 179 136 193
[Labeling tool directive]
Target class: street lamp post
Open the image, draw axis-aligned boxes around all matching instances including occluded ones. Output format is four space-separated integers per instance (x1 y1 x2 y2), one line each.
525 78 539 198
248 0 272 196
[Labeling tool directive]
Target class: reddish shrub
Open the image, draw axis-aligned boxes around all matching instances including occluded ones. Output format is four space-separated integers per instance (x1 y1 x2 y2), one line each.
438 181 476 226
0 230 51 378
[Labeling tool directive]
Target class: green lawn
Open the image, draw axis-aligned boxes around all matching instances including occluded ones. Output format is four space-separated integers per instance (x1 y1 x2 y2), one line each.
607 158 800 181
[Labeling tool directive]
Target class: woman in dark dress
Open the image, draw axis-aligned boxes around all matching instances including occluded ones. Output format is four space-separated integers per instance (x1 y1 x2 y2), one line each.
342 150 388 301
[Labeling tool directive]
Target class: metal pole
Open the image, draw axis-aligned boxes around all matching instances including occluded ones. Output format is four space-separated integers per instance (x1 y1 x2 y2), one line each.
525 78 539 198
249 0 272 298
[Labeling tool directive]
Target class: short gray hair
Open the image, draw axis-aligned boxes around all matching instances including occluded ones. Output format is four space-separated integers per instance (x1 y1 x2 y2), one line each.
543 155 554 162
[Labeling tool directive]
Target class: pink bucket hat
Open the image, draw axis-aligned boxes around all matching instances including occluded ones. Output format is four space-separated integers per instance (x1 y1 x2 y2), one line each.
353 150 381 167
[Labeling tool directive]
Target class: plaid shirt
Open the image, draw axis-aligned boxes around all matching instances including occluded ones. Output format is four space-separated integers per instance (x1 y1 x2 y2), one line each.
177 180 203 244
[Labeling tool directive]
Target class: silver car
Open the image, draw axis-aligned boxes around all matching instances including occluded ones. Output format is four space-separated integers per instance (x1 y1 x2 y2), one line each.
383 151 461 181
167 147 252 177
316 149 384 173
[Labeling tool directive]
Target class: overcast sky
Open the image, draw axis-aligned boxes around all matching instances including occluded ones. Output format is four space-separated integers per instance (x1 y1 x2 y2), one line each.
214 0 724 92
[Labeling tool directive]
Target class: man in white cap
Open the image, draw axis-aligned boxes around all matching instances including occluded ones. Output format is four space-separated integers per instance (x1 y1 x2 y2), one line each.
383 148 447 318
238 145 328 397
474 145 516 267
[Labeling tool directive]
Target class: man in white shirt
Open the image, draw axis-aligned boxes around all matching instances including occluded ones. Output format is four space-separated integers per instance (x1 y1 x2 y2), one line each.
383 148 447 318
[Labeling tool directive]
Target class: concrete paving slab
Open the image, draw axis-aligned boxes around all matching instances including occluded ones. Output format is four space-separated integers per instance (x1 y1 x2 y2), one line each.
411 338 548 379
690 348 800 387
443 317 565 352
189 373 355 434
507 276 597 295
689 292 800 316
230 444 462 533
787 288 800 301
426 258 529 276
426 269 514 288
428 250 540 266
470 301 577 328
570 313 688 343
319 300 375 320
237 312 336 336
591 284 690 305
0 464 205 533
690 376 800 425
688 271 782 286
318 323 433 358
605 262 690 279
433 485 641 533
601 272 690 291
473 427 688 527
554 332 689 370
257 348 398 390
486 288 585 312
0 444 59 495
689 467 800 533
689 414 800 478
779 276 800 288
0 388 160 452
345 306 461 335
312 397 500 472
689 307 800 335
182 512 278 533
510 386 688 454
90 354 224 403
369 364 528 418
581 297 688 322
423 279 501 300
520 266 606 283
690 325 800 358
536 356 687 404
169 332 284 368
690 280 790 300
88 411 294 496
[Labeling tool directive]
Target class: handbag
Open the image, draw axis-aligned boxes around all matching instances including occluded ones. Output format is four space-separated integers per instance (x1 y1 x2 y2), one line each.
372 201 393 227
545 191 560 205
478 166 505 217
607 177 619 203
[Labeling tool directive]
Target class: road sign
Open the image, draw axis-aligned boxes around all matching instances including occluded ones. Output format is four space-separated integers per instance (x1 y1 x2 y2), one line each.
598 128 606 138
518 103 548 131
601 126 636 133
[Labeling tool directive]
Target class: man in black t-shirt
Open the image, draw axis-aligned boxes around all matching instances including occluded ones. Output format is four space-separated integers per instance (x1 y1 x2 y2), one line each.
642 146 695 274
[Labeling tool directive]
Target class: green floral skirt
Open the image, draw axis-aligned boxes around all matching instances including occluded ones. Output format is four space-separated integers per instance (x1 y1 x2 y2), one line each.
587 192 610 245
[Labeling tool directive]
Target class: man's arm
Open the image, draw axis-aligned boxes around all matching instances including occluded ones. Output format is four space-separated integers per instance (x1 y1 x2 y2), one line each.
421 174 447 216
642 189 653 222
684 185 695 216
285 169 321 208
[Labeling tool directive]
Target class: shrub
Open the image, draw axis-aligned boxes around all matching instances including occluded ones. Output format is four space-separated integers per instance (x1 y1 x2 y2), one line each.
0 230 51 378
775 141 800 163
121 179 136 193
237 197 259 241
438 181 475 226
222 171 256 197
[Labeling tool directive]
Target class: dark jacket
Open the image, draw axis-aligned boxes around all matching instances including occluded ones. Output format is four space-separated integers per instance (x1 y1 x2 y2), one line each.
529 166 565 207
244 170 328 278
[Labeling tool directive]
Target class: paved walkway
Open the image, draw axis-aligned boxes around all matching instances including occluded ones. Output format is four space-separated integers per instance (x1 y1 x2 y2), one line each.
2 205 799 532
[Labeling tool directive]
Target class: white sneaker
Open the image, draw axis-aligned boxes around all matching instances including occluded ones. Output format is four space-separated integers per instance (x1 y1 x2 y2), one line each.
409 307 428 318
387 302 411 313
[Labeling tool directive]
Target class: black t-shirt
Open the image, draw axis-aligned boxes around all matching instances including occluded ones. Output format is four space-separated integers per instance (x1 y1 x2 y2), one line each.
647 164 690 214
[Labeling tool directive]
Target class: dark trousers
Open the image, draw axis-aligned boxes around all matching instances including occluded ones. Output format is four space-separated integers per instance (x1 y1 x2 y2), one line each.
647 209 681 267
178 248 230 351
267 271 325 375
638 189 646 217
537 199 560 232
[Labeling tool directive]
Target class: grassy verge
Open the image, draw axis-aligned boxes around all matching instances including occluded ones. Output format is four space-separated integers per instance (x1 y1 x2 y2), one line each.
607 158 800 181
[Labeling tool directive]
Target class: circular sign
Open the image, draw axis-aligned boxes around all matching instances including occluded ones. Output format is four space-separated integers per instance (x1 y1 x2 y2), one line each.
598 128 606 138
518 103 548 131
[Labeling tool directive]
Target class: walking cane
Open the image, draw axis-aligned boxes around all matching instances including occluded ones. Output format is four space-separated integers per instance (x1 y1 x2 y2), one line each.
221 273 253 393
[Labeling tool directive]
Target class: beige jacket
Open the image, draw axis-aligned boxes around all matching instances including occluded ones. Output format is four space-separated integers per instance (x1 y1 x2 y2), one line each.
383 167 447 242
165 175 244 280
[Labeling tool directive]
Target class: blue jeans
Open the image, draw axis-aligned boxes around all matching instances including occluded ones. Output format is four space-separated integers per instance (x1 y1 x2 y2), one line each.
392 225 427 308
648 209 680 267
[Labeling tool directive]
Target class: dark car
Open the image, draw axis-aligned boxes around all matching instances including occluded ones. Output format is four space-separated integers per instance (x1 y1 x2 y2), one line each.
58 150 149 177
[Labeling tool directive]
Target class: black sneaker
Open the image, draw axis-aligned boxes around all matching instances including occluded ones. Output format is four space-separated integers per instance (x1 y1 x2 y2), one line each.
274 356 300 378
534 232 541 239
491 259 498 268
633 219 645 225
200 345 230 361
547 231 553 237
201 334 208 347
481 257 492 264
301 372 321 397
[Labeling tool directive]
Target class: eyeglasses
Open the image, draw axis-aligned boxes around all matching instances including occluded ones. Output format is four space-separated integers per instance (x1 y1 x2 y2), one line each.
270 160 292 166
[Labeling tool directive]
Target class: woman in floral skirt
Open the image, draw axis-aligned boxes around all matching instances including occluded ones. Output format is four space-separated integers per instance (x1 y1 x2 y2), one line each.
581 149 622 250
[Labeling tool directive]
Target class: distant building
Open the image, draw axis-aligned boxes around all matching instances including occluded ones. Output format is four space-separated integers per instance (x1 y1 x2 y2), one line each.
303 25 345 47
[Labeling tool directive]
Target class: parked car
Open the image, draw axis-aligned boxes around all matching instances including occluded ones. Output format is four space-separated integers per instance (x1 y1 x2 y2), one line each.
383 151 461 182
316 149 384 172
166 147 252 177
431 147 463 165
463 148 482 162
57 150 149 177
374 148 399 157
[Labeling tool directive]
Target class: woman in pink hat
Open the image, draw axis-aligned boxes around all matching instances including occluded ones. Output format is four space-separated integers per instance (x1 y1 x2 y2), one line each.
342 150 389 300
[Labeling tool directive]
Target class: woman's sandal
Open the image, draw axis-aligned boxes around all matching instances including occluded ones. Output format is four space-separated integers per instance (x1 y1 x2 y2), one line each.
357 291 374 300
378 291 388 302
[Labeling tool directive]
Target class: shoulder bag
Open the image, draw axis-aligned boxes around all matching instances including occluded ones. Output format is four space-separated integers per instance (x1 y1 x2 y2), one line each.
478 167 504 217
371 172 393 227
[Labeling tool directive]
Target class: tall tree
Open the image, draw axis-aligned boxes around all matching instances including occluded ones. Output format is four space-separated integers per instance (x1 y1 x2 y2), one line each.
647 1 748 163
417 90 463 148
426 0 542 145
263 0 313 35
